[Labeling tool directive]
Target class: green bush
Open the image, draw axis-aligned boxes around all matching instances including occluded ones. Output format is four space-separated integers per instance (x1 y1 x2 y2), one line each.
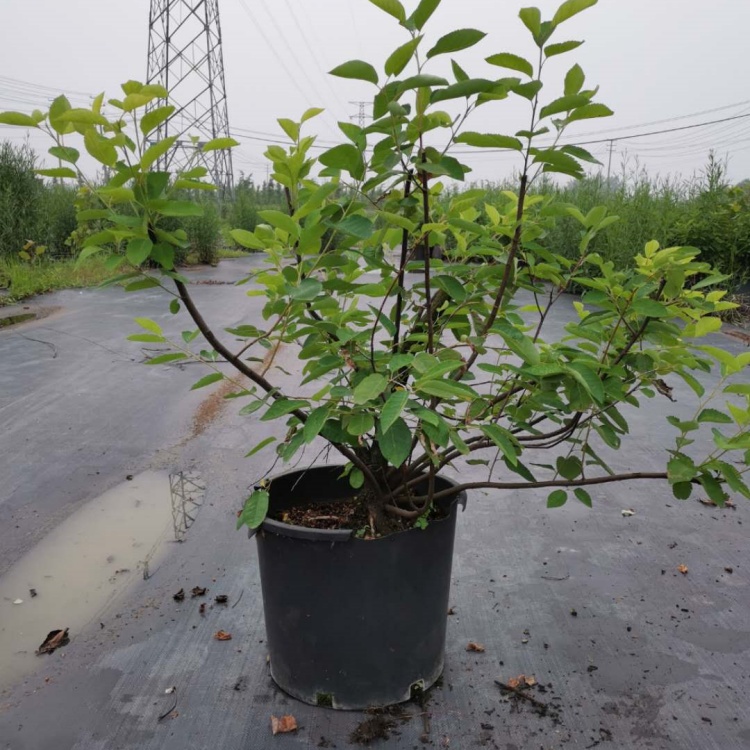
184 199 221 265
38 185 78 257
0 141 42 258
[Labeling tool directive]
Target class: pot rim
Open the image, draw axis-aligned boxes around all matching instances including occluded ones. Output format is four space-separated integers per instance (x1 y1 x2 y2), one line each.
253 465 467 543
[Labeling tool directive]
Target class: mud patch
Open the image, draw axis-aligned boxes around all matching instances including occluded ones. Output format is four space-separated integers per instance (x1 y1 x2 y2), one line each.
0 306 60 329
0 471 172 689
191 379 237 438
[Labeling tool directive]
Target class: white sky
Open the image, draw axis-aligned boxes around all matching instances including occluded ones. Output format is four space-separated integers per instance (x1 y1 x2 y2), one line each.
1 0 750 186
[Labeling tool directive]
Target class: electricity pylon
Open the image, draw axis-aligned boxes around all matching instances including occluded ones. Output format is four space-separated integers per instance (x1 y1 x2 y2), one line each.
146 0 233 193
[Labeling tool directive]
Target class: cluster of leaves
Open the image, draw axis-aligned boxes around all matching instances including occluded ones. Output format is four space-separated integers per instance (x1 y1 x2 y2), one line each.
3 0 749 535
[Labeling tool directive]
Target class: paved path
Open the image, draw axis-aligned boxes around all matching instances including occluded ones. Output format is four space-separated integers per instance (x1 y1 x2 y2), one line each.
1 261 749 749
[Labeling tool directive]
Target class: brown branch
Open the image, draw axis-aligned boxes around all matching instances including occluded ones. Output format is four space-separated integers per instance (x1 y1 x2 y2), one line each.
392 171 413 353
173 279 383 493
401 471 668 508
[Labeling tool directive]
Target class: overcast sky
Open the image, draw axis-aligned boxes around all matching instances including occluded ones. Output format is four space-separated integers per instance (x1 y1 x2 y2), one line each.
2 0 750 187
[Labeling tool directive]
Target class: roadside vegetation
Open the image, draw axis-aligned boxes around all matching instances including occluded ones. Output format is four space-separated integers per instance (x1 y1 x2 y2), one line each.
1 139 748 307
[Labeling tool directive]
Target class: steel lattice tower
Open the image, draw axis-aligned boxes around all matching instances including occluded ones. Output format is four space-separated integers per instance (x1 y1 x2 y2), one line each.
146 0 233 193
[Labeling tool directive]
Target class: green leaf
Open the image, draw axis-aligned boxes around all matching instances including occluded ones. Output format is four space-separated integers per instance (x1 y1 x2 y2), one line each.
454 132 523 150
336 215 374 239
567 103 614 123
261 398 309 421
84 130 117 167
303 406 330 443
258 209 299 239
667 454 697 484
236 489 269 530
245 438 277 459
202 137 240 152
289 278 323 301
301 107 325 123
367 0 406 21
700 473 728 506
48 146 80 164
432 274 467 302
552 0 598 27
329 60 379 86
672 481 693 500
557 455 582 480
381 390 409 433
170 299 181 315
485 52 534 78
415 379 476 402
319 143 365 180
48 96 74 134
156 201 203 217
127 332 164 343
135 317 163 335
574 488 592 507
230 228 265 250
566 362 604 402
354 374 388 404
141 136 177 170
519 7 541 37
494 321 540 365
57 108 108 127
191 373 224 390
140 105 175 136
146 352 187 365
350 468 365 489
430 79 497 103
126 238 153 266
346 413 375 436
36 167 77 179
277 118 299 142
631 298 669 317
544 40 584 57
0 111 40 127
398 74 449 91
539 94 590 119
697 408 733 424
426 29 486 59
547 490 568 508
481 424 518 465
378 417 412 467
409 0 441 29
564 64 585 96
385 36 422 77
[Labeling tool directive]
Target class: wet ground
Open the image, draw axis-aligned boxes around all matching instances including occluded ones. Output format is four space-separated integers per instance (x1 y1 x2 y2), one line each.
0 258 749 749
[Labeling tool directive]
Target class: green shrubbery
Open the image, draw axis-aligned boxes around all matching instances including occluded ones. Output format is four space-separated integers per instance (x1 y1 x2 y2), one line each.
0 141 78 260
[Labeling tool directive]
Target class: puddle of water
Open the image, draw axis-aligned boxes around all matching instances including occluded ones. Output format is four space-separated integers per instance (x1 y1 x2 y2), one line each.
0 313 36 328
0 471 173 689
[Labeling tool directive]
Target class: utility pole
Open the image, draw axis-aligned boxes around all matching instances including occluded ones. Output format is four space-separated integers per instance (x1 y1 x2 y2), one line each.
349 101 370 129
606 139 615 186
146 0 234 195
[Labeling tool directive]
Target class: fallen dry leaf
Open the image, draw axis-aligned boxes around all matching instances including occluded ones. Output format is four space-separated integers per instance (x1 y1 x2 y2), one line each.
214 630 232 641
507 674 536 689
215 595 229 605
199 603 206 615
173 588 185 602
466 641 485 653
271 714 298 735
725 566 734 574
678 564 689 575
36 628 70 655
191 586 207 598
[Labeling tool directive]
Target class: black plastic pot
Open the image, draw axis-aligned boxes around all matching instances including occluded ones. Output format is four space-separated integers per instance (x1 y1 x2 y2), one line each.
254 465 466 710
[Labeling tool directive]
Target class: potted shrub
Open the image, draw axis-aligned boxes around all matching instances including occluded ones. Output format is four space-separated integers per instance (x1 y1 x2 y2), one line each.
4 0 749 710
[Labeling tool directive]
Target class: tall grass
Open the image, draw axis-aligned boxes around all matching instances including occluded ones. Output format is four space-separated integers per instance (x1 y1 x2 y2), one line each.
0 256 114 305
466 154 750 287
0 141 78 259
